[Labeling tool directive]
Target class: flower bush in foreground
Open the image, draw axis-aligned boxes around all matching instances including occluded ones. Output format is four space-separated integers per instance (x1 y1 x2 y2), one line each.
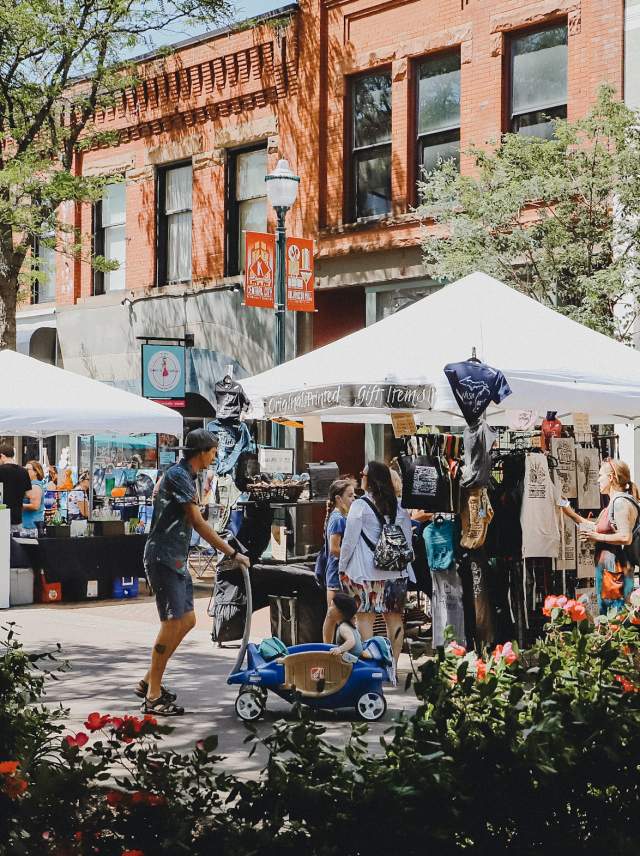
2 598 640 855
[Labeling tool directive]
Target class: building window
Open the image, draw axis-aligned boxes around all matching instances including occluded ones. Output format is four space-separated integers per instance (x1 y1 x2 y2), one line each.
93 182 126 295
32 237 56 304
157 162 192 285
509 23 568 139
350 72 392 221
227 145 268 275
416 52 461 186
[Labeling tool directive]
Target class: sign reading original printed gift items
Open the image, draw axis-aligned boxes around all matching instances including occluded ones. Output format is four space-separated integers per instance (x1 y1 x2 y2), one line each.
264 383 435 418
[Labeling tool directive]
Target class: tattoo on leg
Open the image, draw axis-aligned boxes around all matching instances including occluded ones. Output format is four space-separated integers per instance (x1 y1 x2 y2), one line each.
154 643 167 655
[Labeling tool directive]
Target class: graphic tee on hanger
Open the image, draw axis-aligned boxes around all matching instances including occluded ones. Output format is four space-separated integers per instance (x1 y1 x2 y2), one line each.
520 453 562 559
443 360 512 425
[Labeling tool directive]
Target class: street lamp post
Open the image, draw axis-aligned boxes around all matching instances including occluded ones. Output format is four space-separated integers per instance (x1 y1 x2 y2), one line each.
265 158 300 447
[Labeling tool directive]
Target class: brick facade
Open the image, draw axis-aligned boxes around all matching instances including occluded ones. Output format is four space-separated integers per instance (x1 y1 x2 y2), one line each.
21 0 624 347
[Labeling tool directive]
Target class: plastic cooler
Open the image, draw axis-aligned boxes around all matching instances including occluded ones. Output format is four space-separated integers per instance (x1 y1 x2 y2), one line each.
112 576 139 599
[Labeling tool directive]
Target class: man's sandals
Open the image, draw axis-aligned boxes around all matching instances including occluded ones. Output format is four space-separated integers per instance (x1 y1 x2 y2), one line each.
142 695 185 717
135 679 176 702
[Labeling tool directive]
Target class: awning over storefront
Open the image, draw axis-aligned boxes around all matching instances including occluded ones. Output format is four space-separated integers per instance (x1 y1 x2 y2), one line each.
242 272 640 426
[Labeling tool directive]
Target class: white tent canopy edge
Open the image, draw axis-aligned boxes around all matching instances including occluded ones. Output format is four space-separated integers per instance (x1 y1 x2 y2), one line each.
241 272 640 426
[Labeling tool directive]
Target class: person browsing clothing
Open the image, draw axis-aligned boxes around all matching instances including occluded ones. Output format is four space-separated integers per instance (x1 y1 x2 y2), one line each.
141 429 250 716
22 461 46 532
339 461 413 665
67 472 90 520
0 444 32 533
321 479 356 643
562 458 638 614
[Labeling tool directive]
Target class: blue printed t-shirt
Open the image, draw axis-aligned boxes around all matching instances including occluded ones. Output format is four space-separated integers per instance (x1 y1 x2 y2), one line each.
325 509 347 590
443 360 512 425
143 458 197 575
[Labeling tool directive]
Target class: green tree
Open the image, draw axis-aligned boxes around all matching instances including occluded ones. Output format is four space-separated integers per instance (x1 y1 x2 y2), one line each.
417 86 640 341
0 0 232 350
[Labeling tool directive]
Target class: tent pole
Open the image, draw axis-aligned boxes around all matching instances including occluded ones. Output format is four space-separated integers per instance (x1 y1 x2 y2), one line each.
88 437 95 518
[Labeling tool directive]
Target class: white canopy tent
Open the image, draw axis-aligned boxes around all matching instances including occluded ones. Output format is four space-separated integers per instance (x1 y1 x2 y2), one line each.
0 349 182 436
243 272 640 426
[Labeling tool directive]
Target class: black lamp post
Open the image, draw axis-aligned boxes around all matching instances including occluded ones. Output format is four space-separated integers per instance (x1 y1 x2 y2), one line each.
265 158 300 447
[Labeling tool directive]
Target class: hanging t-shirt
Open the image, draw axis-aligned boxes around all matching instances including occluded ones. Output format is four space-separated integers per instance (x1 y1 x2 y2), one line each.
443 360 512 425
460 487 494 550
461 418 496 489
520 454 561 559
214 380 250 422
424 516 458 570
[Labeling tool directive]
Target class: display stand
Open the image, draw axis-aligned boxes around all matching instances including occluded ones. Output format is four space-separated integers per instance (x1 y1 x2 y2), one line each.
0 509 10 609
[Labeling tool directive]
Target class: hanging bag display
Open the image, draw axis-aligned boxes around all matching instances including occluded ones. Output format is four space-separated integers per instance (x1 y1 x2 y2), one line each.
398 438 454 512
359 497 414 573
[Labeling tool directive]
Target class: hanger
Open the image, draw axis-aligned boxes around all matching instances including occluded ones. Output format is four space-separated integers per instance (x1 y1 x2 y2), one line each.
467 346 481 364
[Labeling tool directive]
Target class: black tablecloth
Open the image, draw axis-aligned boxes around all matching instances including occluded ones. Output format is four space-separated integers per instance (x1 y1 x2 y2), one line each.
15 535 147 601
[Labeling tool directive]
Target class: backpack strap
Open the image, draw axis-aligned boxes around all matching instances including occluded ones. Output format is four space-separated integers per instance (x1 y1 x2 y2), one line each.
358 496 385 553
610 494 640 530
360 495 396 524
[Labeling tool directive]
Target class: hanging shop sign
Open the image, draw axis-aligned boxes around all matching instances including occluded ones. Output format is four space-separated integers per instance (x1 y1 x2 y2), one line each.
244 231 275 309
391 413 418 438
141 344 186 408
264 383 435 418
285 236 314 312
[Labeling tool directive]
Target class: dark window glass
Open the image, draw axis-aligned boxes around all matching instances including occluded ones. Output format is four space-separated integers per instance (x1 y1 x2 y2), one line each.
351 73 392 220
416 52 461 183
510 24 568 137
226 144 267 276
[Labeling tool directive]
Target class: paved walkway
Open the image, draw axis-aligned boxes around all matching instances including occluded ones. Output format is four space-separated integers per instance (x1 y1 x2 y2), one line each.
4 589 419 775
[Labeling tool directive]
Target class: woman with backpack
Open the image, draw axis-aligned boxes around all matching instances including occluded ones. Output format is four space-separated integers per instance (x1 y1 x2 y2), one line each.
339 461 414 665
563 458 639 614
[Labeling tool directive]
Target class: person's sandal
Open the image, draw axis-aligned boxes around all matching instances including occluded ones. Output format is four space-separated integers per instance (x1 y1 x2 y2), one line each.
135 680 176 702
142 696 185 717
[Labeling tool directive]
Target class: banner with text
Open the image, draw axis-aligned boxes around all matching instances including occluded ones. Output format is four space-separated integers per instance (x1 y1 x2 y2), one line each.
285 236 314 312
264 383 435 417
244 231 275 309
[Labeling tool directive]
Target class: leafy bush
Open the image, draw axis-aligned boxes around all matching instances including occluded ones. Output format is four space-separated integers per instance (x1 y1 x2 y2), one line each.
1 600 640 855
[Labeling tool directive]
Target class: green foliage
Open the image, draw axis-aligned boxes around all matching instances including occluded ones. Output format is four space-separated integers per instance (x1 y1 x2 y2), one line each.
0 0 233 346
417 86 640 341
2 604 640 854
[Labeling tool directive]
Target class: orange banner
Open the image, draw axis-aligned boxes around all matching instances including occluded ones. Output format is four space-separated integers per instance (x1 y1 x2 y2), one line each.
285 236 315 312
244 231 275 309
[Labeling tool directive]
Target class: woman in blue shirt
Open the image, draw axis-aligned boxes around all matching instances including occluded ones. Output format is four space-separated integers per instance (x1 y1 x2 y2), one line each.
322 479 356 643
22 460 46 532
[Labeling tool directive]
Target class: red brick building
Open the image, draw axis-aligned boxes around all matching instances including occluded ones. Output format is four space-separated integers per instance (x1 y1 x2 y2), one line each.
17 0 626 469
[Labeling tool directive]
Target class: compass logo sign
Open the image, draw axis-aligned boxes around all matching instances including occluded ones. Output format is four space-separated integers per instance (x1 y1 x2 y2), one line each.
142 344 186 405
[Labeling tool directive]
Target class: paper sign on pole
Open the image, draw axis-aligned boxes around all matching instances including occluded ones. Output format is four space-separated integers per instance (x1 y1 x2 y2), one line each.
391 412 417 438
285 236 314 312
572 413 592 438
244 232 275 308
303 415 323 443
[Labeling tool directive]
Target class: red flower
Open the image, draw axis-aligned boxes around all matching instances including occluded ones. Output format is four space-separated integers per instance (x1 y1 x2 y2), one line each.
0 761 19 775
568 602 587 622
543 595 560 616
106 790 125 806
74 832 83 841
476 660 487 681
614 674 638 693
64 732 89 749
493 642 518 665
110 717 124 730
3 776 28 798
85 712 111 732
631 614 640 626
121 850 145 856
446 642 466 657
145 793 166 807
142 714 158 727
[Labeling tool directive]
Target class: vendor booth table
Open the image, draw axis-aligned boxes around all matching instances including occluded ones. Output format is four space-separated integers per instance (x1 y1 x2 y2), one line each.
12 535 146 601
0 349 182 609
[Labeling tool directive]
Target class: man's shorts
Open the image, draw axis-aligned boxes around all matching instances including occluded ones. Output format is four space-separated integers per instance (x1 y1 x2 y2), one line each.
145 562 194 622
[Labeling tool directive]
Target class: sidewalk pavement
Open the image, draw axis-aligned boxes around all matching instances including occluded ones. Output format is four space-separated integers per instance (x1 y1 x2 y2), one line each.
4 588 419 775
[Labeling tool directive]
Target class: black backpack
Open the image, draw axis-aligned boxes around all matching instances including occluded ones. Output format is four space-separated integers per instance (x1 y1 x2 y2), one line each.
610 495 640 567
359 497 414 574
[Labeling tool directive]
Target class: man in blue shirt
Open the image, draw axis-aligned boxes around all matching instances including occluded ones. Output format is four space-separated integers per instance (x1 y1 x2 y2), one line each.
141 429 249 715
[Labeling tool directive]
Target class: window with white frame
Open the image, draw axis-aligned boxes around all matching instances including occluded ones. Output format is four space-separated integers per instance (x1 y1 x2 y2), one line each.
227 145 268 275
158 162 192 284
33 237 56 304
93 182 126 294
416 52 461 184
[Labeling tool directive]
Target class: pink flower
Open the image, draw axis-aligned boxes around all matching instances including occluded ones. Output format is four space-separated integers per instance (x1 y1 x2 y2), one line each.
493 642 518 665
64 732 89 749
568 602 587 622
447 642 466 657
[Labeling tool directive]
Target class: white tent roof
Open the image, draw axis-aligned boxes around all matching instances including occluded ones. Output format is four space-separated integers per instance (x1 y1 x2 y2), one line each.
0 350 182 437
243 272 640 425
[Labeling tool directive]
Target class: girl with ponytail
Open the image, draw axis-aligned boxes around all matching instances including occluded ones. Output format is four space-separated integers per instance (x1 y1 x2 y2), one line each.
321 479 356 643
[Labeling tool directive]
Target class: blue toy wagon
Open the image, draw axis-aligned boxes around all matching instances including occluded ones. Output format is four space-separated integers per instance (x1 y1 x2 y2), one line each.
228 640 393 722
